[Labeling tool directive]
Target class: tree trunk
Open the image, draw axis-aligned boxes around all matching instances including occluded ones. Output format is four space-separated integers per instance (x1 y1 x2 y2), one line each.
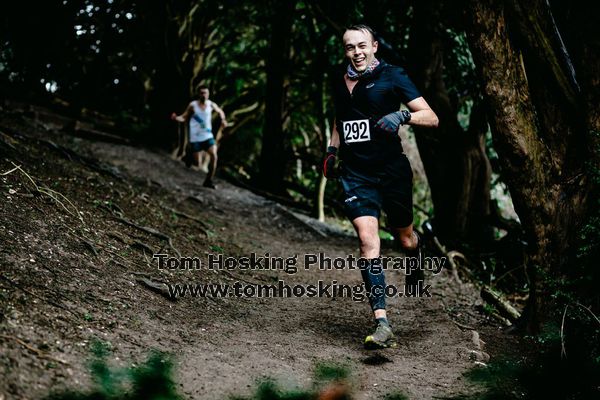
312 109 329 221
309 17 331 222
463 0 598 332
144 1 190 148
257 0 296 193
407 0 493 244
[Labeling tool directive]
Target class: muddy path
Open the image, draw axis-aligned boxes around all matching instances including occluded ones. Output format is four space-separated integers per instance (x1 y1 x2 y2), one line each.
0 106 517 399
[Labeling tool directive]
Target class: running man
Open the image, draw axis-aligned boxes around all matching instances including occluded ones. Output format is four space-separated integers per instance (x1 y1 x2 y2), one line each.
323 24 439 349
172 85 227 189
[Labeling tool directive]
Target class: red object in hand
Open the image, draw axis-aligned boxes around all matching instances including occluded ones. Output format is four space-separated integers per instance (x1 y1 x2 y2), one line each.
170 112 177 120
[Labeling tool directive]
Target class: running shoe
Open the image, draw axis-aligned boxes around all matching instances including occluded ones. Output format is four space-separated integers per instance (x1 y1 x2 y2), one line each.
203 179 216 189
364 322 397 349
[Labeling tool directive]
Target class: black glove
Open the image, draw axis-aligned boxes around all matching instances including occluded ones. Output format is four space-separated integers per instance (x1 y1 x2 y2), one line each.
375 110 411 133
322 146 338 179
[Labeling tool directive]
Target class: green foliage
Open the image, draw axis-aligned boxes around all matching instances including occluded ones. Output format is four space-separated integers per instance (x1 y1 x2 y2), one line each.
210 244 224 253
481 304 496 316
577 130 600 279
230 361 410 400
313 361 350 381
232 379 311 400
40 342 423 400
442 29 478 111
378 230 394 241
46 340 183 400
232 361 350 400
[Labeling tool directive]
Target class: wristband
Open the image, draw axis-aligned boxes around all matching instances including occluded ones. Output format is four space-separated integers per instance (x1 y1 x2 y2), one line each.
400 110 411 124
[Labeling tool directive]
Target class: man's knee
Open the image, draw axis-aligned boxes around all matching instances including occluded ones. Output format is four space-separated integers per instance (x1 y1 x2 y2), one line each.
397 232 416 250
358 230 379 252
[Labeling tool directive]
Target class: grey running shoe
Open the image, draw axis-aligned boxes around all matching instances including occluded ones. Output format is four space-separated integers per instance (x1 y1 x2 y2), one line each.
364 323 397 350
203 179 216 189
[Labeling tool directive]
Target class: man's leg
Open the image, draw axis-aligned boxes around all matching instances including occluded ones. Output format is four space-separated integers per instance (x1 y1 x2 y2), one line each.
192 151 202 168
392 224 418 250
182 142 198 168
380 155 424 294
203 144 218 188
352 216 384 318
352 216 397 349
353 216 380 258
340 169 396 348
392 224 424 294
198 152 209 173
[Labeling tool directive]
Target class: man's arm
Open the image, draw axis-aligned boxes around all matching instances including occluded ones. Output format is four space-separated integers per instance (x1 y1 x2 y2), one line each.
329 119 341 148
375 97 439 133
172 103 194 123
211 102 228 127
405 97 439 128
322 119 341 179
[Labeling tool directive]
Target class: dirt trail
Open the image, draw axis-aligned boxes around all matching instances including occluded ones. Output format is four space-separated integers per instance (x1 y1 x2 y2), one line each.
0 106 515 399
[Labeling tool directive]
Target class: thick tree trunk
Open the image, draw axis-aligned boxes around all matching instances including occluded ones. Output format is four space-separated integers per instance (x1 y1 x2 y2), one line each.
407 1 493 244
314 80 330 222
146 1 219 150
464 0 598 331
144 1 189 148
257 0 296 193
310 19 331 222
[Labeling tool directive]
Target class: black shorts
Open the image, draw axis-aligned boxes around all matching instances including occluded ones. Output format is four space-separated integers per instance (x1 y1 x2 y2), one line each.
339 155 413 228
189 138 216 152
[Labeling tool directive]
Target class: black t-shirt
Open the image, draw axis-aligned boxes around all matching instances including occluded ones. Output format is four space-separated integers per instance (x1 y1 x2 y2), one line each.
332 60 421 171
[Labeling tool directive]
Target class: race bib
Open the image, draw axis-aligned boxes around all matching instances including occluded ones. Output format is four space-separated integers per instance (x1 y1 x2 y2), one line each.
342 119 370 143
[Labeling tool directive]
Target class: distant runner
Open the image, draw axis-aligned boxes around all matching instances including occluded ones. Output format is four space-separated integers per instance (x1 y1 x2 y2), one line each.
172 85 227 189
323 24 439 349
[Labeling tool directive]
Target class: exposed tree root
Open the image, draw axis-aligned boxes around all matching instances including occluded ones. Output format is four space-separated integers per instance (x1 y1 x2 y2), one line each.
159 203 210 235
0 334 69 365
114 216 181 258
135 277 176 302
3 162 85 226
481 285 521 322
450 319 476 331
0 275 80 319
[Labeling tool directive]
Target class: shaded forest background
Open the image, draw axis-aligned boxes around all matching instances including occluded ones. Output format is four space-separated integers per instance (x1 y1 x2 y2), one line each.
0 0 502 236
1 0 599 397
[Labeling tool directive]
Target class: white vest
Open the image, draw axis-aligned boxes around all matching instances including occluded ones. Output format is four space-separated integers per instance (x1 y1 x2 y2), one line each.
189 100 214 142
